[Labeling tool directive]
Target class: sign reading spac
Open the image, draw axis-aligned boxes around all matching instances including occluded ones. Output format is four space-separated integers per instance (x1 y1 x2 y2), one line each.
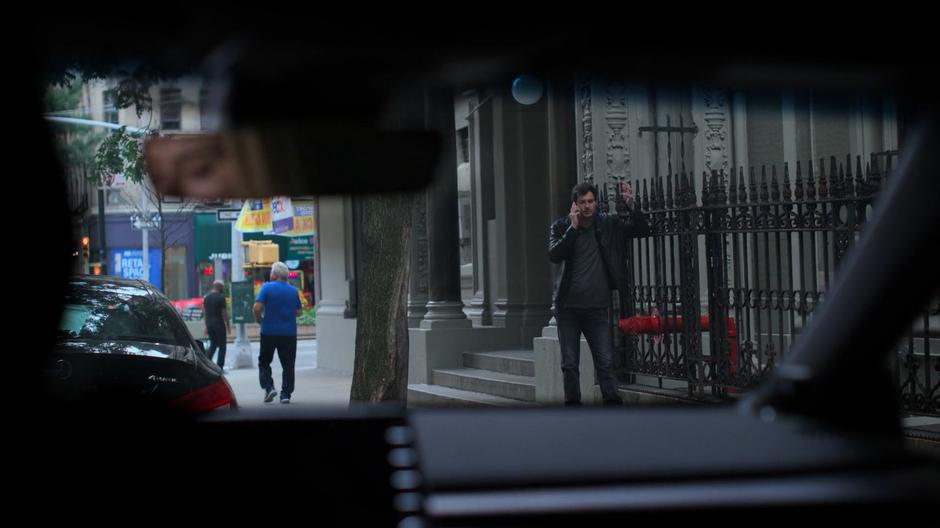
110 249 162 288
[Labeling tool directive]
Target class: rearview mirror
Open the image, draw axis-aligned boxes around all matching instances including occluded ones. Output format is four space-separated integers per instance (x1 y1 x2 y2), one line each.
145 126 441 199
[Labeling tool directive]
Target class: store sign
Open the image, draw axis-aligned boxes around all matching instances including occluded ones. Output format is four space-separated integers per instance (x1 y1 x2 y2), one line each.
235 199 272 232
286 236 314 261
110 249 162 288
271 197 294 234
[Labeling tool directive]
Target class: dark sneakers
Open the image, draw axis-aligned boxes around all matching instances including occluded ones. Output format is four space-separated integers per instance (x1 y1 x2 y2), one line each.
280 393 291 404
264 388 278 403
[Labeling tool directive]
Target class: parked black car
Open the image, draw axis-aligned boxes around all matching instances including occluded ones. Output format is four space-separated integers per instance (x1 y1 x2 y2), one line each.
48 275 237 413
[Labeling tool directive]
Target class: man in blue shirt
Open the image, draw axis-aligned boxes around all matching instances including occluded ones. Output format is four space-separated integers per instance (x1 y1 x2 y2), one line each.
253 261 303 403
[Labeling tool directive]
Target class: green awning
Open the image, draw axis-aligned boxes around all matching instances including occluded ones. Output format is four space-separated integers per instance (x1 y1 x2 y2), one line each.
195 213 232 262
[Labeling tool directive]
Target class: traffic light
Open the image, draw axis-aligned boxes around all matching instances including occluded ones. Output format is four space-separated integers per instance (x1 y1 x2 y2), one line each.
81 236 90 259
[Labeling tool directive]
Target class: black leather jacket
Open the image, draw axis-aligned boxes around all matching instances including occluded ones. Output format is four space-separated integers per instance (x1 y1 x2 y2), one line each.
549 209 652 313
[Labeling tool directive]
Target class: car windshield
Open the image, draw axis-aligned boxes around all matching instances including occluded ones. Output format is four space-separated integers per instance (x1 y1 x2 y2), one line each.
36 38 939 440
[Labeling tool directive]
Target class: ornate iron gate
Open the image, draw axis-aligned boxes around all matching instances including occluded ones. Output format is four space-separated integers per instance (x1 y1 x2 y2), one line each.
600 138 936 416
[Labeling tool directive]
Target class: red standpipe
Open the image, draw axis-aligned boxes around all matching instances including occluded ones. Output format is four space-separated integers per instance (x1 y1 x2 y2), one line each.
618 314 738 372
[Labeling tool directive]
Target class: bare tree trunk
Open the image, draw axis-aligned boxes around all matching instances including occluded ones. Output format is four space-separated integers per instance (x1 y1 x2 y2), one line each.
350 192 415 403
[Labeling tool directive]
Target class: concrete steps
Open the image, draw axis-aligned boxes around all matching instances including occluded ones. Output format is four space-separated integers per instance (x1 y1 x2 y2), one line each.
462 350 534 377
408 350 537 406
407 384 524 407
432 368 536 402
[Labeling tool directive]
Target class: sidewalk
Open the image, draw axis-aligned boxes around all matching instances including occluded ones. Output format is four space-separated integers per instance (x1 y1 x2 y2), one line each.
226 367 352 409
213 336 940 459
220 338 352 409
902 415 940 459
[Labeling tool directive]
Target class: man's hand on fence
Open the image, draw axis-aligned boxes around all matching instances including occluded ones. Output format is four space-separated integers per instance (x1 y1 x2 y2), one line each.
621 182 636 210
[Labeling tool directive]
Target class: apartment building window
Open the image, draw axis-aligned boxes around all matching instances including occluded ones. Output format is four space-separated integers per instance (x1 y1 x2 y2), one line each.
106 189 122 205
103 89 119 124
164 246 188 300
457 127 469 164
199 87 209 131
160 88 182 131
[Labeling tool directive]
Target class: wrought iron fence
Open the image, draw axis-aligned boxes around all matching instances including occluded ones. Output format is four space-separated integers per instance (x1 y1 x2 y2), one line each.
599 146 938 416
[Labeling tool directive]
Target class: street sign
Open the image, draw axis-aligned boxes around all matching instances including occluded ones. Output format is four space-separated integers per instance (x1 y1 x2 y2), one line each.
130 213 161 230
217 208 241 222
109 172 127 189
97 172 126 190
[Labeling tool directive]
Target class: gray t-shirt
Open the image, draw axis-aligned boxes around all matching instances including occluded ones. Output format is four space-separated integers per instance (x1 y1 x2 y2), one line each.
565 222 612 309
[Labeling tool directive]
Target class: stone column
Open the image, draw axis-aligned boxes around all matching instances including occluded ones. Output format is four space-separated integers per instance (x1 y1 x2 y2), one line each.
466 90 494 326
488 86 552 334
421 86 471 330
407 198 429 328
314 196 358 374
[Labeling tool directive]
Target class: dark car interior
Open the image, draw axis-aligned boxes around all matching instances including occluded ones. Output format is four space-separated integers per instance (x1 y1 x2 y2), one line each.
21 7 940 525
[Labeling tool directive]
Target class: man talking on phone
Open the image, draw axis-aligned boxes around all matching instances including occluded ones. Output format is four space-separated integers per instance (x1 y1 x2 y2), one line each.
548 181 652 406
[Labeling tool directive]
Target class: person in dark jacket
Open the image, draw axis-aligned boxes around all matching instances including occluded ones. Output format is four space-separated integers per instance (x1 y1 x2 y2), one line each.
203 280 231 369
549 181 651 405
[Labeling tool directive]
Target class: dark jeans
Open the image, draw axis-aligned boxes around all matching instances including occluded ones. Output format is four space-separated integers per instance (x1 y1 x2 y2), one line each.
557 307 623 405
205 326 227 369
259 334 297 398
